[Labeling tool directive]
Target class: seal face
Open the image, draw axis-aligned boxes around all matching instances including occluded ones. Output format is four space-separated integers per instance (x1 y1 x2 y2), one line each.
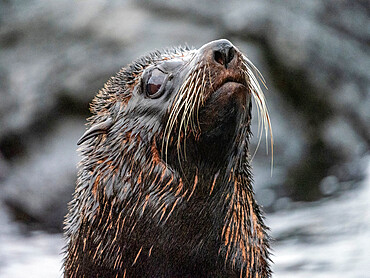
64 39 272 278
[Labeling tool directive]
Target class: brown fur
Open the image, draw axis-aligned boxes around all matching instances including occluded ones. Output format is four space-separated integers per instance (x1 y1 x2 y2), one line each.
64 40 272 277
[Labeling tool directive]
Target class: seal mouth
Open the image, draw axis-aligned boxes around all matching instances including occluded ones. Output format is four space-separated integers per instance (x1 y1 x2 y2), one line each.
211 72 250 97
208 76 250 105
219 80 248 91
223 77 248 86
203 78 250 118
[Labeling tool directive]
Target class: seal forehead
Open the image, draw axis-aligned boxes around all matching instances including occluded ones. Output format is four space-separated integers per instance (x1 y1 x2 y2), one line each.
110 47 196 106
124 47 195 84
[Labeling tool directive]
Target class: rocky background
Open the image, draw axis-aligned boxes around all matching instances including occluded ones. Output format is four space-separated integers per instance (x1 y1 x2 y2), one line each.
0 0 369 277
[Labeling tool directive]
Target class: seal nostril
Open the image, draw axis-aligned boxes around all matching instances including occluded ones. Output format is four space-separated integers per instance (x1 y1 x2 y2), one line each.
214 50 225 66
213 46 235 69
227 47 235 65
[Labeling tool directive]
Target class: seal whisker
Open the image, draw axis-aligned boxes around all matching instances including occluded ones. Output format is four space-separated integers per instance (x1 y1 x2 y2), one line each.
179 88 195 158
163 71 194 161
183 68 202 140
175 71 198 160
242 55 267 89
241 58 274 171
195 66 207 133
206 61 215 92
190 68 205 135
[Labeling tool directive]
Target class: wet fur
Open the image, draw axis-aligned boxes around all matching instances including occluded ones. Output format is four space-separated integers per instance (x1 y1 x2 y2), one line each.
64 42 272 277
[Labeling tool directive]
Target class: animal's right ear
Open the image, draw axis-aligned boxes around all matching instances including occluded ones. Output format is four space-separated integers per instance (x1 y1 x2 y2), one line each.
77 117 113 145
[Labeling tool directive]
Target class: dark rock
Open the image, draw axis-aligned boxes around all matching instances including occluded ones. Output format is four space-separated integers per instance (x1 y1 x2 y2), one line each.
0 118 83 231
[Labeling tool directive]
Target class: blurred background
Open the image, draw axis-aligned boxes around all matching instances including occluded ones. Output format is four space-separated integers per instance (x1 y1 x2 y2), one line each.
0 0 369 277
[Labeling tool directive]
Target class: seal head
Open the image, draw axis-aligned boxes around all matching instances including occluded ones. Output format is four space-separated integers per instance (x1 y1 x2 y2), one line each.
64 39 272 278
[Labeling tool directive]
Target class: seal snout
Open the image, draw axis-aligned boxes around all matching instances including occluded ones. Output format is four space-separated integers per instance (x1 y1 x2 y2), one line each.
201 39 237 69
198 39 247 93
212 40 235 69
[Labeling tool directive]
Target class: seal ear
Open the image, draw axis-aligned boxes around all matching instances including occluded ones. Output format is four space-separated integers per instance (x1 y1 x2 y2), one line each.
77 117 114 145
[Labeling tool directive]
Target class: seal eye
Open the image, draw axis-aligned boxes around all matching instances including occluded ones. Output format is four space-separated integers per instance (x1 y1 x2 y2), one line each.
146 68 166 98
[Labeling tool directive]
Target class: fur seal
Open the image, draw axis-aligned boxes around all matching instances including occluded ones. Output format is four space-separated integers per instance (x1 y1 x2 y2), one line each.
64 39 273 278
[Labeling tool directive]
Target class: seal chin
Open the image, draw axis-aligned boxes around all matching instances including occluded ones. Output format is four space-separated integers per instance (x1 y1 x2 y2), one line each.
197 81 250 156
214 81 249 103
201 81 250 127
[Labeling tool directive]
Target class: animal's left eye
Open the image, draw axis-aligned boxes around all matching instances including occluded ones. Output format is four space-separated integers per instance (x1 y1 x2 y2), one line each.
146 69 166 98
